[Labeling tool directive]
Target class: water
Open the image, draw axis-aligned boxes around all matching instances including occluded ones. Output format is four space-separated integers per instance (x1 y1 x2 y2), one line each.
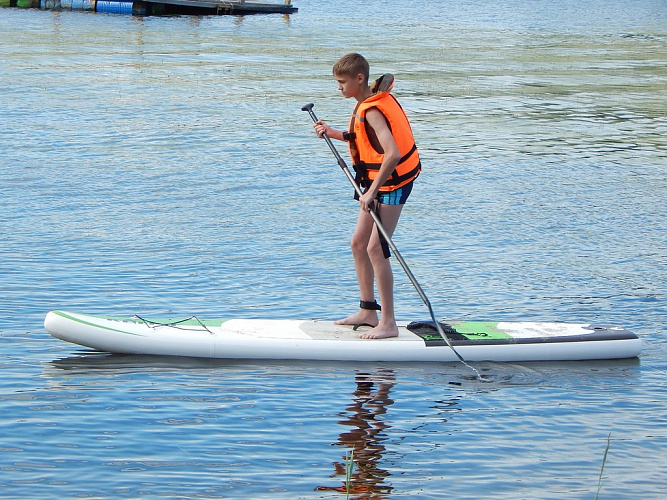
1 0 666 497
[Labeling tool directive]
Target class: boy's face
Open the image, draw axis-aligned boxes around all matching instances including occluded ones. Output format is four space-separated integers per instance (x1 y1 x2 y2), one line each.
334 72 366 99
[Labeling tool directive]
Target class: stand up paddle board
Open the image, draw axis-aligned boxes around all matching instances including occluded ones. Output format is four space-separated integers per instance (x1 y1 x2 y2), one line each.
44 310 641 362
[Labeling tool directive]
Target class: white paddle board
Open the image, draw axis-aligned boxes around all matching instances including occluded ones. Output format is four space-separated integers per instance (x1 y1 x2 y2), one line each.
44 310 641 362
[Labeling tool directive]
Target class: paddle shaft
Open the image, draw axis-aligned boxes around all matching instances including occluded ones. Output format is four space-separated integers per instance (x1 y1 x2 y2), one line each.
301 103 465 362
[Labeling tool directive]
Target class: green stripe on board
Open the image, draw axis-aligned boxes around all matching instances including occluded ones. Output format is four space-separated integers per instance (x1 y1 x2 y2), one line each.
53 311 146 336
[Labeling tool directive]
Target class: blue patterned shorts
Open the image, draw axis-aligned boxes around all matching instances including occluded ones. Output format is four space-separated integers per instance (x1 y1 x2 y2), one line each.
377 181 414 205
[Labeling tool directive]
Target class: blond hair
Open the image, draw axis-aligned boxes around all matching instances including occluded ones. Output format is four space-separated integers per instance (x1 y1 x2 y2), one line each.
332 53 369 83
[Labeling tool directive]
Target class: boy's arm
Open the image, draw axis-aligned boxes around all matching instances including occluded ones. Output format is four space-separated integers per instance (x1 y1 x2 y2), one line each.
314 120 345 141
358 108 401 210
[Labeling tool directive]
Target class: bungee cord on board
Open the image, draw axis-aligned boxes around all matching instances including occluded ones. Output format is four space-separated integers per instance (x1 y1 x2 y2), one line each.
135 315 215 335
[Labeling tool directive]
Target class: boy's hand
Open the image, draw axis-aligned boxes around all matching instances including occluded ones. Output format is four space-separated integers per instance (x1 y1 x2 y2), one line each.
359 189 377 213
313 120 329 138
314 120 344 141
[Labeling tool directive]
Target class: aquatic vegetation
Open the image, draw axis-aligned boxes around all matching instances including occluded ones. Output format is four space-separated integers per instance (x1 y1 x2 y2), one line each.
345 449 355 499
595 433 612 500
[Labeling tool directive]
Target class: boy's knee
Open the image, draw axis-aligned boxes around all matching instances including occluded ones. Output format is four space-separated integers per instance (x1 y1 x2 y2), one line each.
350 234 367 254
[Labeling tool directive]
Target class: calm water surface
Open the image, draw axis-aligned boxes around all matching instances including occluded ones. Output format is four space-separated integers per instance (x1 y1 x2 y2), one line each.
1 0 666 498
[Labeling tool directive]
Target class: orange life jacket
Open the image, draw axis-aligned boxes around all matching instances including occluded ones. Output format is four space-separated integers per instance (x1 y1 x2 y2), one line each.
345 74 421 192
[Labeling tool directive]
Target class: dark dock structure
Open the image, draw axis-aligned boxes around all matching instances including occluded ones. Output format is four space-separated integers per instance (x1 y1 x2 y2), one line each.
1 0 297 16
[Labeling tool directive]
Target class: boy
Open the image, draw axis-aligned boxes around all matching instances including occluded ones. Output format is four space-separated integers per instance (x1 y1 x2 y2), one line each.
313 53 421 339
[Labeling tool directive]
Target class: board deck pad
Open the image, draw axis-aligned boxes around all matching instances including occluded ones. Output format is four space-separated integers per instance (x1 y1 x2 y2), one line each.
407 321 509 344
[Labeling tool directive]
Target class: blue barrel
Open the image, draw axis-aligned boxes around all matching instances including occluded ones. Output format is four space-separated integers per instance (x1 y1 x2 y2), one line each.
96 0 132 14
68 0 96 10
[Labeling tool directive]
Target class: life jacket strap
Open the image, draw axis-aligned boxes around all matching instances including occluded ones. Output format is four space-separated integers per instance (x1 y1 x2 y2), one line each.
352 163 369 189
354 157 421 189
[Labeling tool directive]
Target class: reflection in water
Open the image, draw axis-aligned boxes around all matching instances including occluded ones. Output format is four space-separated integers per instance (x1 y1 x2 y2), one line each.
317 369 395 499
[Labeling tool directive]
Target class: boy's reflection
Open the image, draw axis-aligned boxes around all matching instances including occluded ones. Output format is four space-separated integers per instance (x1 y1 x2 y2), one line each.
317 368 395 498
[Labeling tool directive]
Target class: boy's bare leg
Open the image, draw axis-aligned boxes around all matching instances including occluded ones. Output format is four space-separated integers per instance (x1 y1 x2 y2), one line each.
335 209 380 327
359 203 403 339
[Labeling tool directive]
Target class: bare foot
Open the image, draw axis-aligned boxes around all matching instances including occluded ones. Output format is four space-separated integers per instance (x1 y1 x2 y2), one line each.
359 324 400 339
334 310 378 327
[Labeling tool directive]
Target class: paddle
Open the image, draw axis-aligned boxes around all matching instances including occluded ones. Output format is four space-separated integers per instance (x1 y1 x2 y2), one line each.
301 103 472 368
